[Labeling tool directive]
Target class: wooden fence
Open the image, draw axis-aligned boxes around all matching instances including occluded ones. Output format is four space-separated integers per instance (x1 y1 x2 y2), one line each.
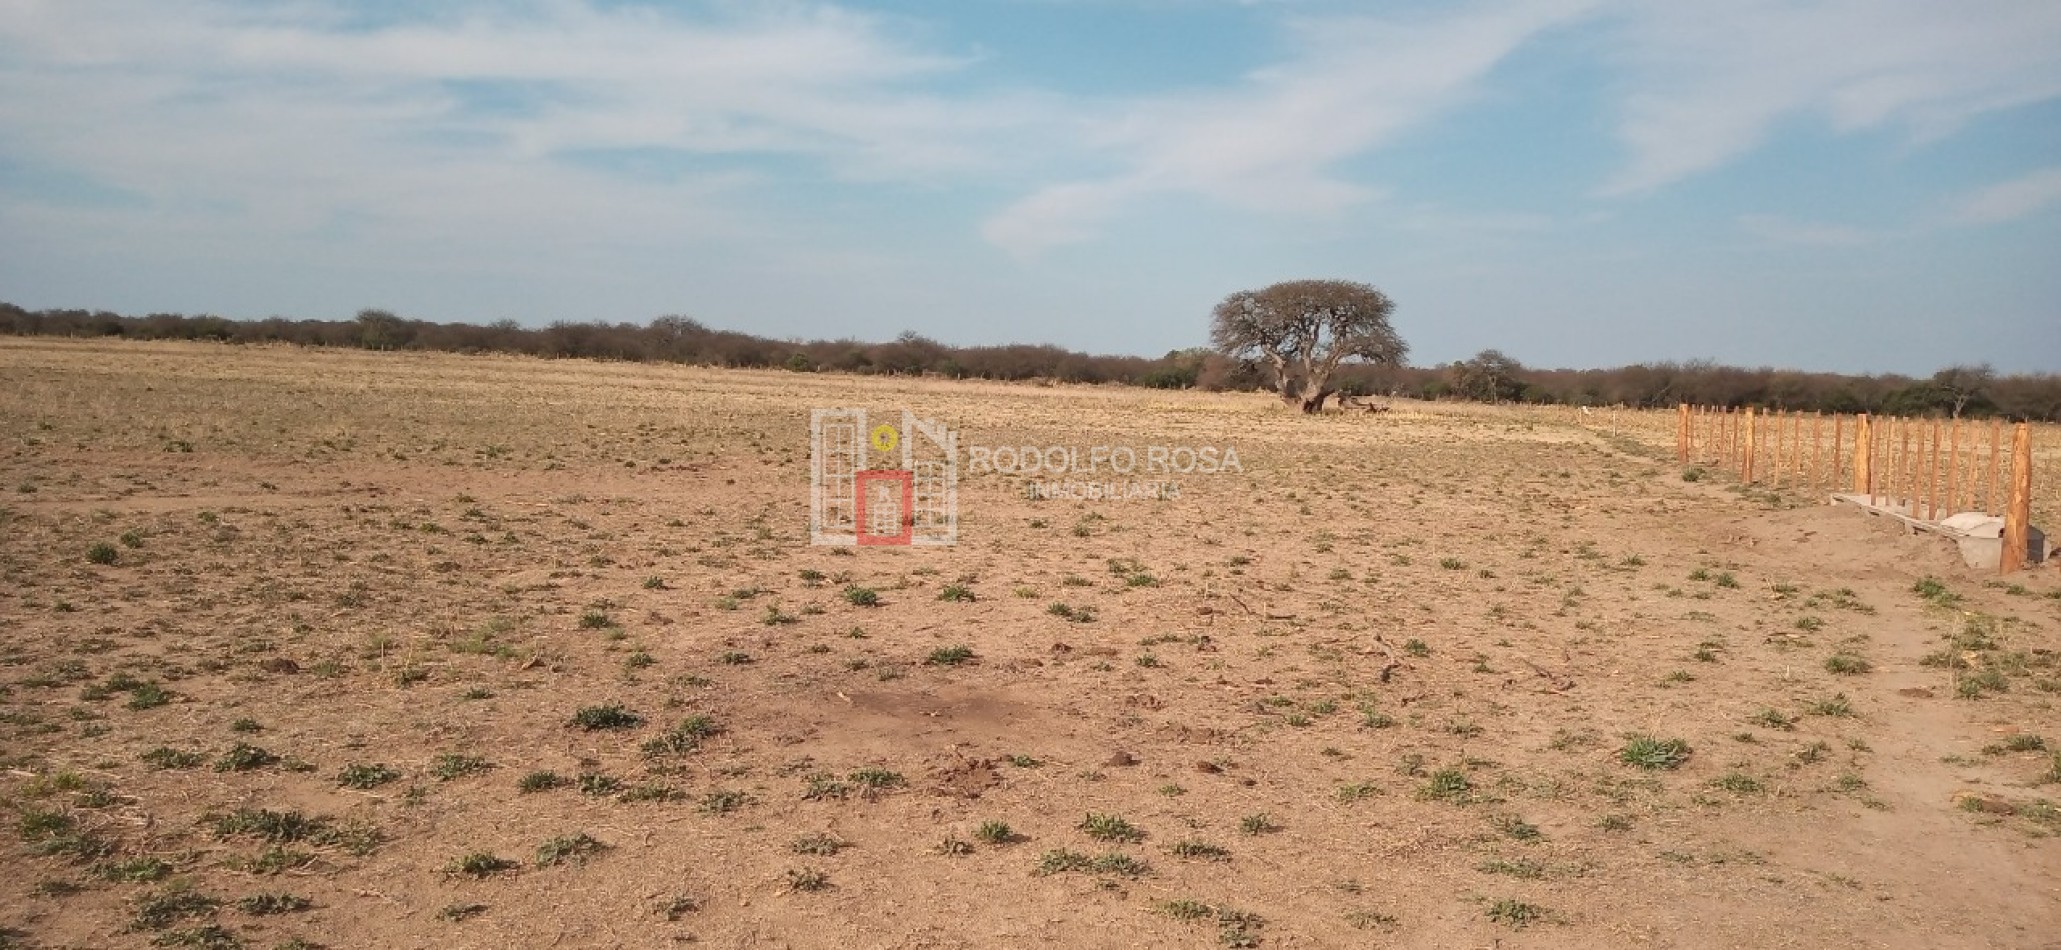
1671 405 2039 573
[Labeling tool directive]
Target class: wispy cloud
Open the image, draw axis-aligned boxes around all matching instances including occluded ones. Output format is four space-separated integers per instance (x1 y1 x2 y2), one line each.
1951 166 2061 225
982 0 1597 256
1598 0 2061 195
1737 213 1884 247
0 0 1051 258
8 0 2055 264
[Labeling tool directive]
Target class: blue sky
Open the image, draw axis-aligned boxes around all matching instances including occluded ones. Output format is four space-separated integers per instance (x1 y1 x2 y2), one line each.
1 0 2058 374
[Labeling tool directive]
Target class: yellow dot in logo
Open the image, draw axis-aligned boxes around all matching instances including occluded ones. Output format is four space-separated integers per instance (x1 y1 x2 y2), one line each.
870 424 899 453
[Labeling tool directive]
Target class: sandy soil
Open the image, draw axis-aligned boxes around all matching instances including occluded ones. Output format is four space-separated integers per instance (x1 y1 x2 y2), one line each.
2 337 2057 949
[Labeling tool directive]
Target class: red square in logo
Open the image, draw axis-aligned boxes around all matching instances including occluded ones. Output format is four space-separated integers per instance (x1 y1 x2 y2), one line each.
855 470 913 546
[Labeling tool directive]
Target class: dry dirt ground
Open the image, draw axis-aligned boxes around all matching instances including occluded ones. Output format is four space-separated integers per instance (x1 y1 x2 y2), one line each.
1 337 2058 950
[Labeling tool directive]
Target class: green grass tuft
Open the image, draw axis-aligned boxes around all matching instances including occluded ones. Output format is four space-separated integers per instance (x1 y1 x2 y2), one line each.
445 853 516 878
1618 735 1692 770
567 704 643 731
1079 813 1144 842
336 764 400 789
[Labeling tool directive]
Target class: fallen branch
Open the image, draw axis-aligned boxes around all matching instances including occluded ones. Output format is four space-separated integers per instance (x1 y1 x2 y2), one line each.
1520 657 1574 692
1226 592 1296 620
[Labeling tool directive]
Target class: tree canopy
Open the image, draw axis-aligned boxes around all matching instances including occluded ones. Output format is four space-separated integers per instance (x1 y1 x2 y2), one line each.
1449 349 1526 404
1209 279 1408 413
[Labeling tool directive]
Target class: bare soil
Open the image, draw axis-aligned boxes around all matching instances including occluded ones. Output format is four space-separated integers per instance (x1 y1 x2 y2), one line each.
2 337 2057 949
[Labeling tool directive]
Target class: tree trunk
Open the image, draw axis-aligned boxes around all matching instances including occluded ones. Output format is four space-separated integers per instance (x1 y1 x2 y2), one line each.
1299 363 1334 413
1267 354 1297 408
1282 378 1331 413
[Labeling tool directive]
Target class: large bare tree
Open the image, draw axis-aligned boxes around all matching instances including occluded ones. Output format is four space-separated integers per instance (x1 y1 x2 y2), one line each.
1931 363 1995 418
1209 279 1407 413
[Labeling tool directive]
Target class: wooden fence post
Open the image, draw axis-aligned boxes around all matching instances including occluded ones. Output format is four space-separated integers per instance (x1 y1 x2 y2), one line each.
1709 406 1719 463
1926 420 1941 522
2001 422 2032 574
1771 409 1783 488
1947 418 1960 515
1988 419 2003 515
1677 403 1690 463
1782 410 1794 488
1780 408 1797 484
1898 418 1911 515
1910 420 1921 517
1810 412 1824 495
1890 418 1901 506
1785 411 1796 487
1743 408 1757 484
1852 414 1870 496
1728 408 1739 473
1831 414 1844 496
1720 409 1729 469
1907 418 1920 516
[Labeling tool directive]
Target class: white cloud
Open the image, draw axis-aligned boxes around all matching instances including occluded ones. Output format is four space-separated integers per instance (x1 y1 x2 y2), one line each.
6 0 2059 295
1952 167 2061 225
980 0 1598 256
0 0 1058 259
980 178 1140 260
7 0 1611 263
1598 0 2061 195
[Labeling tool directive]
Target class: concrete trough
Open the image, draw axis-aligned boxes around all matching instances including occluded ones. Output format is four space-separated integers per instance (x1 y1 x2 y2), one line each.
1829 494 2046 571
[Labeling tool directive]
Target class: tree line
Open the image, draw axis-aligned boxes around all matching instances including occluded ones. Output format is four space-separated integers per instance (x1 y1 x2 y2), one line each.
3 301 2055 421
1408 349 2060 422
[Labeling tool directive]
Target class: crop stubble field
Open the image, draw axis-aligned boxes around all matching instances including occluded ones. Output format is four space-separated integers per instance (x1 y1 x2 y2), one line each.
1 337 2058 949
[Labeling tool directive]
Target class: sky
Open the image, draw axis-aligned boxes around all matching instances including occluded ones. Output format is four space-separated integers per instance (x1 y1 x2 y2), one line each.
1 0 2058 375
